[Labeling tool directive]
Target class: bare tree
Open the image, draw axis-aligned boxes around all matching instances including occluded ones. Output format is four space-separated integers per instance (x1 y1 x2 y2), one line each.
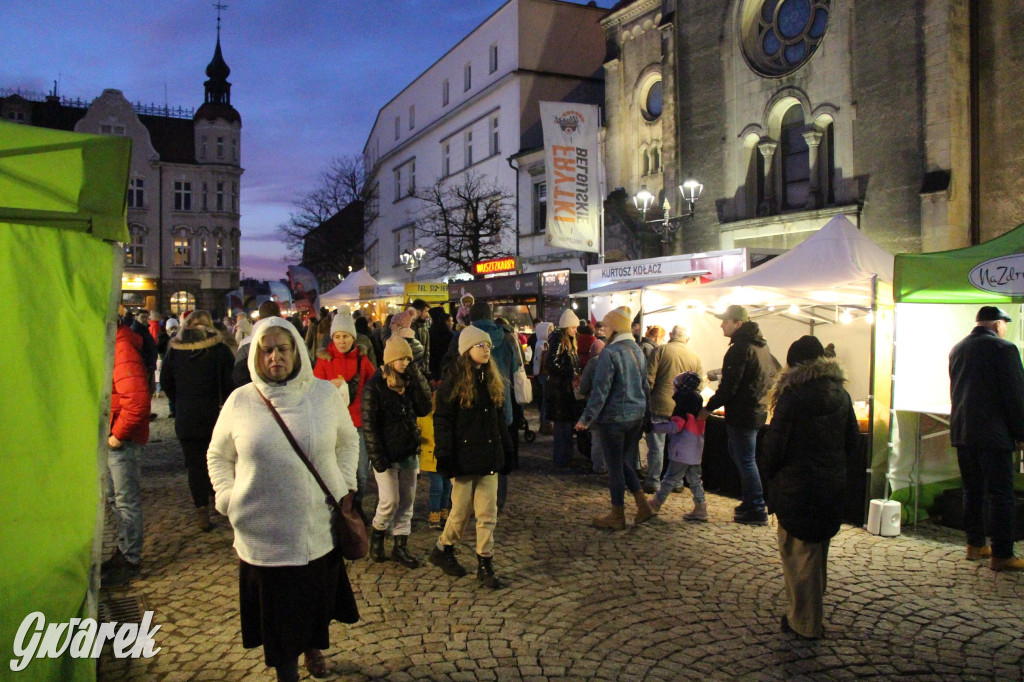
276 154 366 259
415 172 516 275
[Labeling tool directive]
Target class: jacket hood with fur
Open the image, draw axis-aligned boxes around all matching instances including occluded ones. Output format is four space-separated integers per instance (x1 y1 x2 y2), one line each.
770 357 846 409
169 324 224 352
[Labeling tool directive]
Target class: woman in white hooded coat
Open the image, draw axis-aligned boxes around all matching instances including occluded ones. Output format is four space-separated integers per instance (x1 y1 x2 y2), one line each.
207 317 360 682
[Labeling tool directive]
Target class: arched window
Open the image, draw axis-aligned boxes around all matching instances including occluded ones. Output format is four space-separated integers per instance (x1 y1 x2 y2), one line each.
744 134 764 217
169 290 196 314
651 146 661 173
780 105 809 210
640 145 650 176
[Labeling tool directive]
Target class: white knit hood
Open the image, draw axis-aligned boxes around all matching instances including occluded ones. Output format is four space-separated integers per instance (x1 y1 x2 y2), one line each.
248 317 315 405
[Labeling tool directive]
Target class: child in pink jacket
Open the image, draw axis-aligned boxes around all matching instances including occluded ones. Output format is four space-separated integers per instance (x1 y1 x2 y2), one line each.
648 371 708 521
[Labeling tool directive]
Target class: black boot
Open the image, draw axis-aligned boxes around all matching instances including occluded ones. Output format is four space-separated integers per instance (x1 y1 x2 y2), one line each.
429 544 467 577
370 528 387 563
390 535 420 568
476 554 502 589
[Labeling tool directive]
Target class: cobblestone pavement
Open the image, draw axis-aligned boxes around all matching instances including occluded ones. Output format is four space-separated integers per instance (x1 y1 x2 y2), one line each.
98 396 1024 681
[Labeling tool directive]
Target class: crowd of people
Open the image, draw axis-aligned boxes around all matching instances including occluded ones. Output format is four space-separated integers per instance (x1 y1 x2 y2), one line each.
100 299 1024 678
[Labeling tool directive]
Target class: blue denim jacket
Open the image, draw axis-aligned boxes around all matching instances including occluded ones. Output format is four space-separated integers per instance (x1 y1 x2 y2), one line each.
579 333 647 426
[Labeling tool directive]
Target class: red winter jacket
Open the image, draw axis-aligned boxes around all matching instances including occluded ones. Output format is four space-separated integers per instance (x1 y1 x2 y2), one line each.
313 343 376 427
111 324 151 445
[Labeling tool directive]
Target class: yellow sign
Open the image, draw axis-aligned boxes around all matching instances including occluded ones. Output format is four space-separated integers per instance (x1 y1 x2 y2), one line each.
120 275 157 291
474 257 517 276
404 282 448 301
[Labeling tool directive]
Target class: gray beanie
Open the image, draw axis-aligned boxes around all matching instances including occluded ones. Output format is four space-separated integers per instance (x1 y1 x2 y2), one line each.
330 312 357 338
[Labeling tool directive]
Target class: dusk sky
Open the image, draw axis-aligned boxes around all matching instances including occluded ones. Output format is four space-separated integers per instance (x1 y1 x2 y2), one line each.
2 0 616 281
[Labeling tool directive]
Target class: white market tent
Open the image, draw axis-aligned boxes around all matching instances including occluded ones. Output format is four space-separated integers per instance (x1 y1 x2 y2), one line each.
641 214 897 512
320 268 378 307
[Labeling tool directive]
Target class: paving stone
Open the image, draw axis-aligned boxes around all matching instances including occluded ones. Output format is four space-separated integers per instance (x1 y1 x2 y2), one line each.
93 398 1024 680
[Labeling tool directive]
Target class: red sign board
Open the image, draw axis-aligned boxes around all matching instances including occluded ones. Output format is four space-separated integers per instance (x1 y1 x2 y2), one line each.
473 257 517 276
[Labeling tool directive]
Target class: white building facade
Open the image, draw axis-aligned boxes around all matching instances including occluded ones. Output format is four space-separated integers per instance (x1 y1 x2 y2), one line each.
362 0 606 284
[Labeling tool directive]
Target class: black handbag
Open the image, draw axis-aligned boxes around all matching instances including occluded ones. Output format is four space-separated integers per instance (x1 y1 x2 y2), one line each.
256 388 368 560
626 345 654 433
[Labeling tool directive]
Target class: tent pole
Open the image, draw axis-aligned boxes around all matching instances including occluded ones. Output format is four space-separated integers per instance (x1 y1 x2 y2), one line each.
866 275 878 525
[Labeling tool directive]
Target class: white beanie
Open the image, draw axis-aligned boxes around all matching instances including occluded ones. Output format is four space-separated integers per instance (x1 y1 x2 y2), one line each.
330 310 357 338
459 325 493 355
165 318 180 332
558 309 580 329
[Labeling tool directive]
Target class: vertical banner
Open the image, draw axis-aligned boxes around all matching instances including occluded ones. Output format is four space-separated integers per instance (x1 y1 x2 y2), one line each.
286 265 320 314
540 101 601 253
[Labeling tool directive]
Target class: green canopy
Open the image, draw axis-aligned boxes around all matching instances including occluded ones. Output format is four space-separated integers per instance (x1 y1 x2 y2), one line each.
895 224 1024 303
0 120 130 681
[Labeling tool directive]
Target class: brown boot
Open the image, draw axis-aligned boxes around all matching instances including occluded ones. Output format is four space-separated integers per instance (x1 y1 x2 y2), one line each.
633 490 655 525
196 505 212 532
990 556 1024 572
966 544 991 561
592 505 626 530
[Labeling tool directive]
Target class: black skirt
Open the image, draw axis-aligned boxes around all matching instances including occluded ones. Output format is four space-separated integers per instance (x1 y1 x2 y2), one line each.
239 548 359 666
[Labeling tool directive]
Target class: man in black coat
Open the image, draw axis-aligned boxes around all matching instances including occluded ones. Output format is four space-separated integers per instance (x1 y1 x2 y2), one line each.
949 305 1024 571
700 305 778 525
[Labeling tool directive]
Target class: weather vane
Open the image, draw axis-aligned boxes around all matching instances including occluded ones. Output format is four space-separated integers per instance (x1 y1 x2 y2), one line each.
213 2 228 36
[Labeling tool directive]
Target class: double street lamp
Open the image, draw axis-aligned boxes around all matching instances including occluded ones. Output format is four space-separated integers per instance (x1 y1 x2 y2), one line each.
633 179 704 243
400 247 427 281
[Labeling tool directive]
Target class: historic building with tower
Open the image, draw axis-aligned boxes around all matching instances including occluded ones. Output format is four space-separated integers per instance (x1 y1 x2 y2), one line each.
0 26 242 314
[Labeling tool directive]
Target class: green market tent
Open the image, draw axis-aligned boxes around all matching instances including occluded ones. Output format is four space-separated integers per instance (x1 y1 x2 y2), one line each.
0 120 130 681
889 226 1024 520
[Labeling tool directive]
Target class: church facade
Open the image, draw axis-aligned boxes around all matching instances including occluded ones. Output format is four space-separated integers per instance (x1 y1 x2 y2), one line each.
602 0 1024 259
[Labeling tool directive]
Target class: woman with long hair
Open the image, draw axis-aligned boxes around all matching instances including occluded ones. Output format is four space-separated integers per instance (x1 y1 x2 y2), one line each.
545 310 581 467
161 309 235 531
429 325 513 589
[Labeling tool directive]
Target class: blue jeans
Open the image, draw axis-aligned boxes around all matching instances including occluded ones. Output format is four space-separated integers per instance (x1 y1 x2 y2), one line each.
726 424 764 513
356 429 369 500
656 462 705 504
591 430 607 474
957 447 1016 558
594 418 644 506
428 471 453 512
106 440 143 564
537 375 548 423
553 421 574 467
644 415 670 486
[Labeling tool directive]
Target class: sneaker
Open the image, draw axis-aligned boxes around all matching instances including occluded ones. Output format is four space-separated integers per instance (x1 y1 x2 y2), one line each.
429 545 467 577
428 511 442 529
102 559 141 588
734 509 768 526
649 497 662 514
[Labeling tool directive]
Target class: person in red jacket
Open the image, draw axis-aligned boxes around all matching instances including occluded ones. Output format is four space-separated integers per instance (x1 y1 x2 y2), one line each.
102 317 152 587
313 309 376 510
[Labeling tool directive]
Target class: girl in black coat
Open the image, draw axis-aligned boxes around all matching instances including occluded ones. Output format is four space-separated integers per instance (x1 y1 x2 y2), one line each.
545 321 581 467
429 325 513 589
361 336 432 568
760 335 860 640
161 319 235 531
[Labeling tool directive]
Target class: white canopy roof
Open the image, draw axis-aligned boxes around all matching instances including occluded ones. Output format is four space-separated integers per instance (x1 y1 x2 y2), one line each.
320 268 379 307
648 215 895 307
569 271 709 298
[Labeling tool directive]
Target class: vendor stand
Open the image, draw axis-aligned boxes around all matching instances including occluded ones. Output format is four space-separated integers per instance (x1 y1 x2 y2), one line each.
890 225 1024 525
643 215 895 526
320 268 378 308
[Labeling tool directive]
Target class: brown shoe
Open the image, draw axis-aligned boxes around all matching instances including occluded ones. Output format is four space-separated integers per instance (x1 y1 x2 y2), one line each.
303 649 328 678
990 556 1024 572
966 544 992 561
196 505 212 532
633 490 655 525
592 505 626 530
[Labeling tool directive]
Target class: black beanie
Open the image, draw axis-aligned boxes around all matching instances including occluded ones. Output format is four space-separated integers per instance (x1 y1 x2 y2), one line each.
787 335 826 367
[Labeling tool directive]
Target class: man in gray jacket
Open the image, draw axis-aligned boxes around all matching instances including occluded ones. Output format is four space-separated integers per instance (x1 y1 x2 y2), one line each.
949 305 1024 571
644 325 703 492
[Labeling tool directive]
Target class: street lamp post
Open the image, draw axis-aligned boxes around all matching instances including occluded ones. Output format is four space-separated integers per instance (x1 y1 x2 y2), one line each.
633 179 704 244
400 247 427 281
